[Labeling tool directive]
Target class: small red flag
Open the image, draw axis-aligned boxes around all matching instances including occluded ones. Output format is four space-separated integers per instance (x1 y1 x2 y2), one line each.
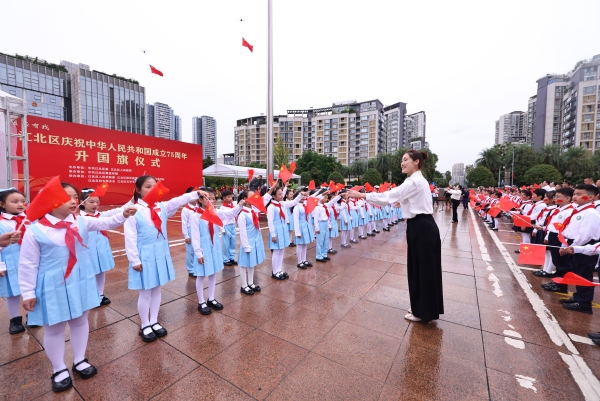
242 37 253 52
521 186 526 190
142 181 170 206
200 203 224 228
305 197 319 215
91 182 109 198
392 184 397 188
335 183 345 192
513 214 532 228
518 244 546 265
279 164 292 183
290 161 296 174
533 183 540 189
350 186 363 191
26 176 71 222
248 169 254 183
321 182 328 188
149 65 163 77
268 173 276 186
553 222 569 246
307 180 315 191
553 272 600 287
329 180 336 192
430 184 435 192
365 183 375 192
498 198 518 212
488 206 502 218
246 193 267 214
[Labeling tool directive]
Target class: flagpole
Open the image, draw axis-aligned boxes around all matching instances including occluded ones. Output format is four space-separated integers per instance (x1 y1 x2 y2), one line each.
266 0 274 181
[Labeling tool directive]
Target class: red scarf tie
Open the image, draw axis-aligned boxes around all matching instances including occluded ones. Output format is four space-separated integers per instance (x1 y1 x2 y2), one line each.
197 208 215 243
185 205 196 211
561 204 596 231
346 202 350 213
271 201 286 221
324 206 330 219
245 209 259 229
543 208 561 228
5 214 28 245
332 206 339 219
38 217 86 280
85 213 109 238
145 202 164 238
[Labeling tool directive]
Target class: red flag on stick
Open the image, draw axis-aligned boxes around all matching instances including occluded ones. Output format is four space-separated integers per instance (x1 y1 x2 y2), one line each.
279 164 292 183
335 183 345 192
242 37 254 52
488 206 502 218
142 181 170 206
321 182 328 188
200 203 224 227
328 180 337 192
518 244 546 265
305 197 319 215
290 161 296 174
91 182 109 198
248 169 254 183
149 65 163 77
498 198 518 212
513 214 532 228
246 192 267 214
553 222 569 246
350 186 363 191
307 180 315 191
268 174 276 186
365 183 375 192
553 272 600 287
25 176 71 222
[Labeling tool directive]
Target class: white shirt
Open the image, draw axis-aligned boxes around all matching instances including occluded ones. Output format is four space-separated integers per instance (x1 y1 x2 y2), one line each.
529 201 546 222
238 208 254 253
125 192 199 266
542 185 553 191
448 189 462 201
0 212 28 253
267 195 301 238
19 212 127 300
545 204 574 236
313 204 332 231
563 204 600 246
219 201 239 227
181 203 196 239
190 203 242 258
573 243 600 255
366 170 433 219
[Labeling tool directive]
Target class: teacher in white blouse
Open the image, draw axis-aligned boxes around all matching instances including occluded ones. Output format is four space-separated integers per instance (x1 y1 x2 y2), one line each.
348 150 443 323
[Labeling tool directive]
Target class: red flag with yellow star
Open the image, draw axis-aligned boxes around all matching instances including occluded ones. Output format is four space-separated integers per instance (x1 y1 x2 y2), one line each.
279 164 292 183
305 197 319 215
513 214 532 228
25 176 71 222
200 202 224 227
142 181 170 206
553 222 569 246
518 244 545 265
246 192 267 214
488 205 502 218
553 272 600 287
91 182 109 198
307 180 316 191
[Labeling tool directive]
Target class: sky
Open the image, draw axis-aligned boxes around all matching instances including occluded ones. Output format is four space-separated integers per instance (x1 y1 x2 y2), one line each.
4 0 600 173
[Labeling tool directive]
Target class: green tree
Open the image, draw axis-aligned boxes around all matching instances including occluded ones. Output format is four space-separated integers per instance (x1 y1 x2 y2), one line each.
349 160 367 181
375 153 393 178
247 162 266 169
273 136 290 169
299 171 312 186
294 150 343 184
203 156 215 169
466 166 496 187
523 164 562 185
328 171 345 184
506 144 539 185
444 171 452 182
361 168 383 185
420 148 438 182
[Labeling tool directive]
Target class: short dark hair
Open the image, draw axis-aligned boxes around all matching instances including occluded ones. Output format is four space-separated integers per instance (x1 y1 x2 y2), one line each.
574 184 598 197
520 190 532 198
533 189 547 198
556 187 574 199
545 190 556 200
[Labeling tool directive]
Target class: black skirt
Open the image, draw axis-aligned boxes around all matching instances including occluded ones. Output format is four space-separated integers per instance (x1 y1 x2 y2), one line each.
406 214 444 322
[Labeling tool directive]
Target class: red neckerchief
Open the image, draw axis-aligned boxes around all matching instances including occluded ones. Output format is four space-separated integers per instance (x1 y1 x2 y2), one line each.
185 205 196 211
141 201 164 238
324 205 330 219
222 202 237 222
345 201 350 213
196 207 215 243
37 216 86 280
270 201 286 221
562 203 596 231
332 206 339 219
85 213 109 238
244 208 259 229
544 207 561 228
526 201 539 216
1 213 28 245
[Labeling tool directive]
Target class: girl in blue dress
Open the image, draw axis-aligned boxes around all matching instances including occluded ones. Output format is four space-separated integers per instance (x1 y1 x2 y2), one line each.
285 189 296 247
191 188 242 315
339 193 353 248
0 188 28 334
293 192 315 269
124 176 201 343
19 183 137 392
236 190 266 295
326 193 341 253
349 198 359 243
181 187 198 277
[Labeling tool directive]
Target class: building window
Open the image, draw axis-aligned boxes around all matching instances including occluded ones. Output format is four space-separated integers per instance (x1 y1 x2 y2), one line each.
583 86 597 95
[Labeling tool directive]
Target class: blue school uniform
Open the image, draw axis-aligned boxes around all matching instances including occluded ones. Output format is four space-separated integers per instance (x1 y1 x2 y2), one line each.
350 201 359 228
328 206 339 238
128 203 176 290
185 226 194 273
221 223 237 263
27 218 100 326
84 213 115 274
315 220 329 259
0 222 21 297
397 206 403 219
340 202 352 231
238 210 266 268
286 207 295 232
193 215 224 277
268 203 290 250
294 205 314 245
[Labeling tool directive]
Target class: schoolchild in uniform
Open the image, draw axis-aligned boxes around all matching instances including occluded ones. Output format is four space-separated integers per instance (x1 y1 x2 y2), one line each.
531 190 556 245
339 192 353 248
237 190 266 295
192 188 243 315
357 198 368 239
382 204 391 231
327 193 342 254
528 189 548 238
220 190 238 267
181 187 198 277
349 198 360 243
293 190 315 269
0 188 28 334
125 176 201 343
285 189 296 247
314 196 332 262
531 190 558 276
512 190 535 253
19 183 137 392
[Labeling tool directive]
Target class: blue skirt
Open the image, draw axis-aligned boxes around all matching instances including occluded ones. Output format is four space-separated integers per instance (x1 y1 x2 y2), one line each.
238 241 266 268
351 210 359 228
269 223 290 249
329 218 339 238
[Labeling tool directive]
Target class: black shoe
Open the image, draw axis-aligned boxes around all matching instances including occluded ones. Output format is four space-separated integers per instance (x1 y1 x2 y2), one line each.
241 286 255 295
51 369 72 393
189 272 195 277
230 260 238 265
248 283 261 292
26 314 40 328
374 230 380 233
541 282 567 292
562 302 593 314
327 249 335 254
100 295 111 306
359 235 367 239
367 233 375 237
271 272 286 280
593 338 600 346
72 359 97 380
198 303 212 315
323 257 330 261
587 332 600 340
139 326 157 342
399 219 404 221
383 227 390 231
514 250 520 254
9 316 25 334
289 243 296 247
350 239 359 243
331 249 337 254
559 297 575 304
491 228 498 231
151 323 167 337
224 261 233 266
304 261 313 267
297 262 307 269
533 270 555 278
316 258 327 263
207 299 224 310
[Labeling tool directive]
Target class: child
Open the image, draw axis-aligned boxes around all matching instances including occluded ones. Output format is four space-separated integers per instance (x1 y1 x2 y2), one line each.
349 198 359 243
220 190 238 266
192 188 242 314
125 176 201 343
0 188 28 334
181 187 198 277
285 189 296 247
327 193 342 254
79 188 128 306
293 191 315 269
532 191 558 277
314 196 332 263
357 198 368 239
339 192 353 249
19 183 136 392
512 190 534 253
237 190 266 294
268 186 304 280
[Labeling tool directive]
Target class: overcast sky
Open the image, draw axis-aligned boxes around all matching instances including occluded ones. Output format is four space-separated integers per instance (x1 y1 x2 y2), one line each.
5 0 600 172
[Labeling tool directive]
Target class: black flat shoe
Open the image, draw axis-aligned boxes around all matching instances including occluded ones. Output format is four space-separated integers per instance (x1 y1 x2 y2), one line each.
9 316 25 334
248 283 261 292
282 272 289 279
541 282 568 292
224 261 233 266
241 286 255 295
304 261 313 267
374 230 380 233
323 257 330 261
207 299 224 310
559 297 575 304
100 295 111 306
533 270 554 278
514 250 520 254
562 302 593 314
198 303 212 315
367 233 375 237
359 235 367 239
231 260 238 265
297 262 307 269
139 326 157 342
316 258 327 263
271 272 286 280
51 369 72 393
289 243 296 247
72 358 97 380
151 323 167 337
588 332 600 340
383 227 390 231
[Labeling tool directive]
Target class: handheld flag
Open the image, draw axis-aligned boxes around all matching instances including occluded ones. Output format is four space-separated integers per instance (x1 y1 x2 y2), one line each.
279 164 292 183
553 272 600 287
335 183 345 192
248 169 254 183
142 181 170 206
350 186 363 192
91 182 109 198
246 192 267 214
290 161 296 174
242 37 254 52
365 183 375 192
321 182 328 188
149 65 163 77
329 180 337 192
512 214 532 228
533 183 540 189
200 203 224 227
518 244 546 265
25 176 71 222
268 174 276 186
498 198 518 212
307 180 315 191
553 222 569 246
305 197 319 215
488 206 502 218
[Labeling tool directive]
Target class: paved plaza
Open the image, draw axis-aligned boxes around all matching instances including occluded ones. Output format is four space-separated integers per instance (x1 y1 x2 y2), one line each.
1 206 600 400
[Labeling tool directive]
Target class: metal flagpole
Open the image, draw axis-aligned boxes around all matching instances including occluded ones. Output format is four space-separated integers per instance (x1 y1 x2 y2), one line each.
266 0 274 180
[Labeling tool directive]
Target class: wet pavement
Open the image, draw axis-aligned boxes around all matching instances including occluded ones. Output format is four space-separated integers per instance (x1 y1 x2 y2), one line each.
1 205 599 400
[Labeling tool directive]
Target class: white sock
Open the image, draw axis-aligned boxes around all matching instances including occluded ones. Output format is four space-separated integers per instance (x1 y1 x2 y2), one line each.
350 229 355 240
149 286 161 326
301 244 307 262
6 295 21 318
296 246 303 263
95 272 106 296
138 289 152 330
44 321 69 382
241 269 249 288
208 274 216 300
358 226 364 236
247 267 255 286
521 233 531 244
196 277 206 303
272 249 284 274
543 250 555 273
341 231 347 244
329 238 333 249
69 311 91 371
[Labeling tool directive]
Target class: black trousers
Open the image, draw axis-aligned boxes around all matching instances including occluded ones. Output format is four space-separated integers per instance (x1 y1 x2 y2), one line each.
406 214 444 322
548 232 569 278
462 199 468 208
569 252 599 306
451 199 460 222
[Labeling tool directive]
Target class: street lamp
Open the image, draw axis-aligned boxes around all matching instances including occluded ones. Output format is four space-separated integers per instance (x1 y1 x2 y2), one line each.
498 166 505 188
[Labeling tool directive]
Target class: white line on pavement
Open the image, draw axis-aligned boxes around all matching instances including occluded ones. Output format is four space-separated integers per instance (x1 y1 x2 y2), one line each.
569 334 595 346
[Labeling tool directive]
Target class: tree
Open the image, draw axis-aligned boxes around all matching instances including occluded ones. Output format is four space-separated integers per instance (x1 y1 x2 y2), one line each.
375 153 393 178
420 148 438 182
294 150 343 184
273 136 290 169
247 162 266 169
203 156 215 169
361 168 383 185
523 164 562 185
466 166 496 188
444 171 452 182
328 171 345 184
349 160 367 181
299 171 312 186
505 144 539 185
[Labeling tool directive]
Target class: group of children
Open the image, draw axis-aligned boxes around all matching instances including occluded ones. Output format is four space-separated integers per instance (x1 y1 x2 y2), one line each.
474 183 600 315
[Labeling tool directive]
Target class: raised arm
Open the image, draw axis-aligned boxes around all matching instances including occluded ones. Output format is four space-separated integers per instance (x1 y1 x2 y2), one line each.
163 192 200 218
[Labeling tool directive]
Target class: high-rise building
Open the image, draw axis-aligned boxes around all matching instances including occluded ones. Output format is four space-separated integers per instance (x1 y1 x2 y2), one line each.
526 96 537 145
451 163 465 186
192 116 217 161
494 111 526 145
146 102 180 140
234 99 421 167
403 111 426 149
173 115 181 141
533 75 568 147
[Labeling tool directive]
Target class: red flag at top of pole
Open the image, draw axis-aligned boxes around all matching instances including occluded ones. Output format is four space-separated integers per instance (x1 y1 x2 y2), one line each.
91 182 109 198
307 180 315 191
149 65 163 77
25 176 71 222
242 37 253 52
248 169 254 183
